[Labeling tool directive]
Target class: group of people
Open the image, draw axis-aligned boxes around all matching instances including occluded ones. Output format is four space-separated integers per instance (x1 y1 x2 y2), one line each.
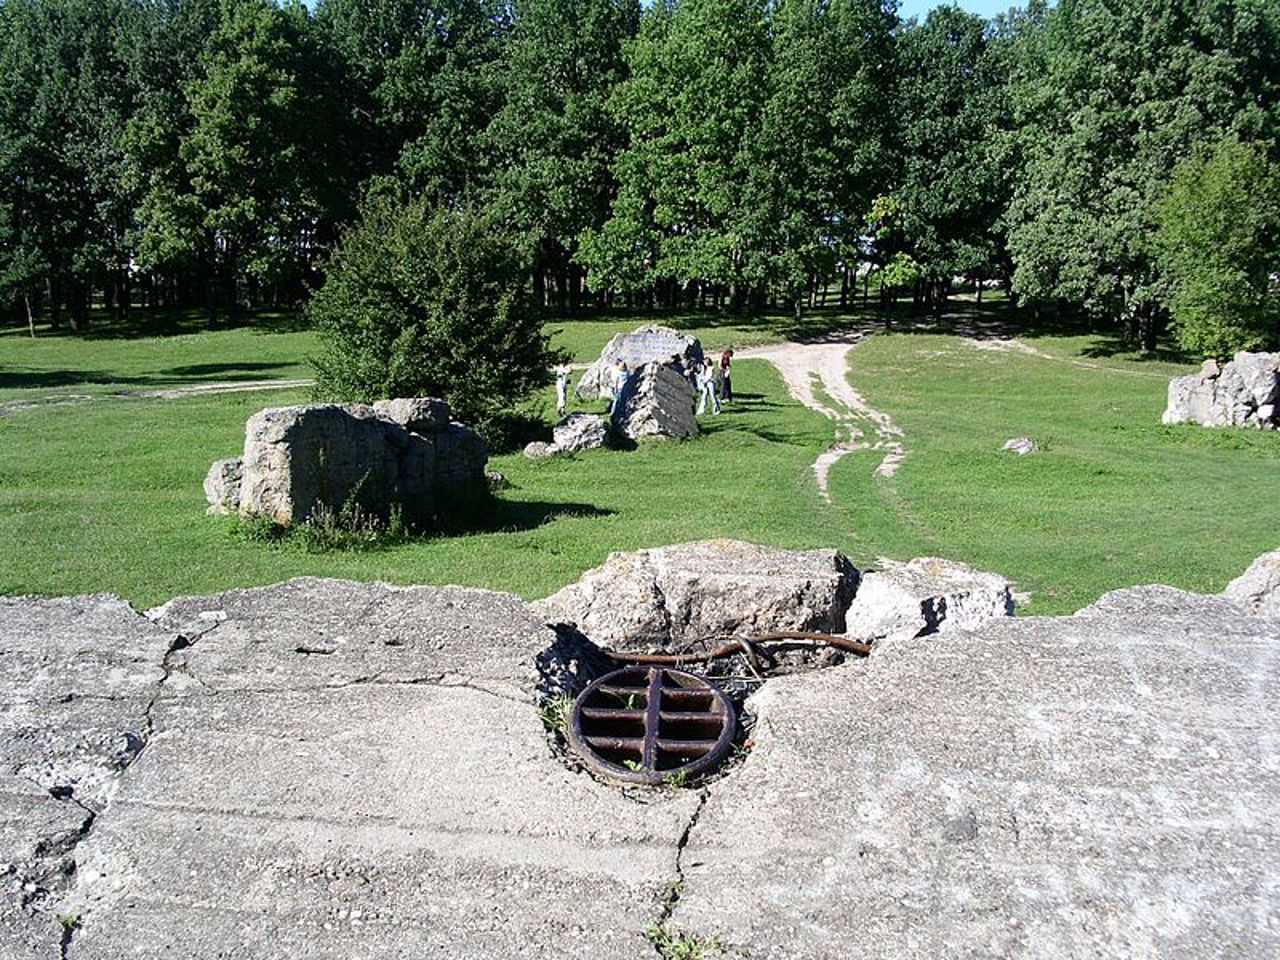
552 348 735 418
695 348 734 415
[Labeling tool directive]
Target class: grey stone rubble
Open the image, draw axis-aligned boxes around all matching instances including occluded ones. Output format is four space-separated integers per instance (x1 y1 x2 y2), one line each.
534 540 1013 650
1001 436 1038 455
1224 549 1280 617
204 397 487 525
534 539 861 651
3 549 1279 958
612 361 699 441
522 413 611 459
575 325 703 401
843 555 1015 643
202 456 242 513
1162 351 1279 429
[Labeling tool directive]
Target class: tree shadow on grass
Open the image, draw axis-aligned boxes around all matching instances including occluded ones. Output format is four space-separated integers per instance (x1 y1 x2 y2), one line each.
2 307 308 341
1077 336 1191 364
0 368 154 391
158 361 298 378
438 497 615 537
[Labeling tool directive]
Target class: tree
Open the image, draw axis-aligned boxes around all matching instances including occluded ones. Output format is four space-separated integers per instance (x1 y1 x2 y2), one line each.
1155 138 1280 357
579 0 773 307
317 0 510 203
483 0 640 310
744 0 896 317
0 0 136 329
891 6 1011 308
1005 0 1280 352
309 196 561 437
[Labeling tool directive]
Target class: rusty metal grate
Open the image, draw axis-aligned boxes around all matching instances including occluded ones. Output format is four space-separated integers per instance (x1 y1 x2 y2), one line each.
567 666 735 785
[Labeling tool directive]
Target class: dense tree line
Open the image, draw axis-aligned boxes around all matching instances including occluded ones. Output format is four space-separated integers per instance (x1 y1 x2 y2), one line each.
1 0 1277 353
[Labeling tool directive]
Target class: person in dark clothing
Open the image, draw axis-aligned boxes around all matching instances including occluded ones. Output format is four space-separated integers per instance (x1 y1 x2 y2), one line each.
719 347 734 402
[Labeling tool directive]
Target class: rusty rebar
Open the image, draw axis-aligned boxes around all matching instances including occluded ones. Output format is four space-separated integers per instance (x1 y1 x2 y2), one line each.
605 631 872 665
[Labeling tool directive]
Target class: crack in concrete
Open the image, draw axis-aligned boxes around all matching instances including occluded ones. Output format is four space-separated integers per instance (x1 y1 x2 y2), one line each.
648 787 710 956
36 623 212 957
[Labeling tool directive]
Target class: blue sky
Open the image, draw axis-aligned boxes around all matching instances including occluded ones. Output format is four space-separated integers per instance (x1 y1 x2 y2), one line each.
898 0 1014 20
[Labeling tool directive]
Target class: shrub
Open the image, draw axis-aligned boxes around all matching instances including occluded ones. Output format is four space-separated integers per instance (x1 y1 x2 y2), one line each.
308 195 566 440
1155 139 1280 357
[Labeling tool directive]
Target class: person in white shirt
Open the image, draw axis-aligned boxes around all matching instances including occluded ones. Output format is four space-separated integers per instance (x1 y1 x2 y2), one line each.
554 364 573 416
696 357 721 415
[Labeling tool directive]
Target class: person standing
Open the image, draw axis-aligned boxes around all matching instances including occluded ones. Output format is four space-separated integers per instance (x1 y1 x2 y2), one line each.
719 347 734 403
554 363 572 417
609 360 630 416
696 357 721 415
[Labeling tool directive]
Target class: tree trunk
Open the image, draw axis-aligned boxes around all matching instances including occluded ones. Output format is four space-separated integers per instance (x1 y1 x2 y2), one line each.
25 294 35 338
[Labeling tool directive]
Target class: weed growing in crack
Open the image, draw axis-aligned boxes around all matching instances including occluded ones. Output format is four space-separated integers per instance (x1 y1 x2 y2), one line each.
663 769 690 789
58 913 79 933
538 694 574 735
645 924 723 959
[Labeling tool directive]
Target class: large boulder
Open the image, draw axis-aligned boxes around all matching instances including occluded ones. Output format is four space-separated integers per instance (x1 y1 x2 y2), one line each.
1162 351 1279 429
844 555 1015 641
209 398 487 526
1223 549 1280 617
533 539 860 651
575 325 703 401
612 361 699 441
202 457 243 516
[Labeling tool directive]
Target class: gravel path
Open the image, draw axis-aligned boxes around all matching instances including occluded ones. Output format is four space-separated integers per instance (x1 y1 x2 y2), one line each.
0 378 314 416
741 337 905 500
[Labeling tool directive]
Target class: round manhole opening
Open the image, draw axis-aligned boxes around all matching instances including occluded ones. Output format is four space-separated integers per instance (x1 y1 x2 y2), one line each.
567 666 736 785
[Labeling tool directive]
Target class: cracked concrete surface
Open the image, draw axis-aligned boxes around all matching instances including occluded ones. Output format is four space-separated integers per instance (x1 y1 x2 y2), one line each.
3 565 1279 958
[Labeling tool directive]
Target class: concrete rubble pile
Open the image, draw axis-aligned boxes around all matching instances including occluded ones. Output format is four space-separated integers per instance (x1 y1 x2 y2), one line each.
3 542 1278 958
204 397 488 525
1162 351 1279 429
523 413 611 460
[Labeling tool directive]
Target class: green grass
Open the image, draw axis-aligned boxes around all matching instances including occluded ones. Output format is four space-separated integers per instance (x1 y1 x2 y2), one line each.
2 304 854 402
2 304 1276 615
0 359 838 607
0 318 317 401
825 335 1278 613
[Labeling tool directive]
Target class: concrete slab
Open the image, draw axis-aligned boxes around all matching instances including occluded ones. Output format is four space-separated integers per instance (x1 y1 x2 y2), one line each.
4 567 1279 959
65 580 698 959
671 585 1280 958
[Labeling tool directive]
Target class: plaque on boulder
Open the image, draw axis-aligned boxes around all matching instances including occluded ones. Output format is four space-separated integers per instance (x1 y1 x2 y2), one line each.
576 325 703 400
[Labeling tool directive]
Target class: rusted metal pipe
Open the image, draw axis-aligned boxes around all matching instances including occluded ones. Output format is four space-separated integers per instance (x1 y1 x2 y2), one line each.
605 631 872 665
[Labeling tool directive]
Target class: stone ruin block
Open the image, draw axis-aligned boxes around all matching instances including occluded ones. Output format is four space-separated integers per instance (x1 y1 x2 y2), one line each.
1163 351 1279 430
205 398 488 526
576 325 704 401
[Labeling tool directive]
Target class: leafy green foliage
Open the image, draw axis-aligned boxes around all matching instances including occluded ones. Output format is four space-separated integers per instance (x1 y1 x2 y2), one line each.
1004 0 1280 350
1155 138 1280 357
308 195 562 437
891 6 1011 298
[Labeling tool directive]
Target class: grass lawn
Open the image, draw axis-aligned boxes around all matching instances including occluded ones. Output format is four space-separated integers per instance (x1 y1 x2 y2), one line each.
1 304 839 402
0 360 837 608
1 303 1275 615
826 334 1278 613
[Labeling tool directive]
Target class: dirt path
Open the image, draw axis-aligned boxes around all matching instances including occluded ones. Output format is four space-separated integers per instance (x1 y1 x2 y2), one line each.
963 337 1171 379
0 378 314 416
741 337 905 501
